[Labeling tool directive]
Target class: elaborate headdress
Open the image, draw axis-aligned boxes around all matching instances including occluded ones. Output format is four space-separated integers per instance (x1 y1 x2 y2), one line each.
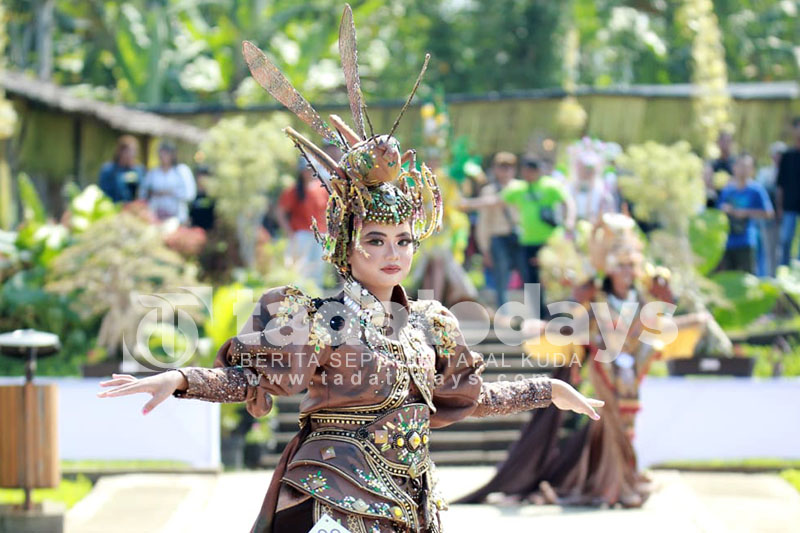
242 5 443 274
567 137 609 181
588 213 644 274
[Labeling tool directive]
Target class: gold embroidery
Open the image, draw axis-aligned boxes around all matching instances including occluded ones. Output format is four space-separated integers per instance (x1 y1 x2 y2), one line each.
275 285 313 327
309 310 334 353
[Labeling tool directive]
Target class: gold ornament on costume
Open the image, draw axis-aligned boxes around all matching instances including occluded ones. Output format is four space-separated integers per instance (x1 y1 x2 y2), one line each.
242 5 443 273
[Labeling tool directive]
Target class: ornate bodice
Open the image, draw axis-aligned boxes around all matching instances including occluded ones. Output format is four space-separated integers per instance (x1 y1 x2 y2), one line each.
172 279 551 531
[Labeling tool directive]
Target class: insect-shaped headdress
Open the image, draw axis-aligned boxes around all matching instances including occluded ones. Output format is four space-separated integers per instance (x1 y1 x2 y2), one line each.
242 4 443 274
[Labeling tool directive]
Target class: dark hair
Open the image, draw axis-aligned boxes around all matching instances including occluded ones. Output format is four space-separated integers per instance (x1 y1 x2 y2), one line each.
158 141 178 167
522 157 540 170
114 135 139 164
734 152 754 167
792 117 800 128
601 276 614 295
295 170 307 202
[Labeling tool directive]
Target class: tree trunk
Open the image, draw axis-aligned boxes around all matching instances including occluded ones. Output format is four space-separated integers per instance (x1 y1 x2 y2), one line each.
35 0 55 80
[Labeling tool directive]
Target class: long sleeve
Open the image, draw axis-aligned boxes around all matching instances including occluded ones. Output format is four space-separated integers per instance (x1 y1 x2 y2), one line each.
425 302 552 428
172 285 324 417
98 164 116 201
471 375 552 417
177 164 197 202
171 339 253 403
473 184 499 255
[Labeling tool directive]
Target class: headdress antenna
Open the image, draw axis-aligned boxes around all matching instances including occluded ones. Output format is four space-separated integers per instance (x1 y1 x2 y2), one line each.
388 53 430 139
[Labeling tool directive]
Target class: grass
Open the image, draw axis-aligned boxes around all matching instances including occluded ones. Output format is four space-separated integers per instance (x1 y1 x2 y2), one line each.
0 475 92 509
0 460 198 510
656 458 800 471
781 470 800 493
61 459 191 471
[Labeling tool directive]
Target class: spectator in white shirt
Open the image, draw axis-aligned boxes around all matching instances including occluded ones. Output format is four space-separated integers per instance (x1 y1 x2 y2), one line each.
139 141 197 224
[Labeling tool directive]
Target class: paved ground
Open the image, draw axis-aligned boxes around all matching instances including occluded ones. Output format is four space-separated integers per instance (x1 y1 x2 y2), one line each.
65 467 800 533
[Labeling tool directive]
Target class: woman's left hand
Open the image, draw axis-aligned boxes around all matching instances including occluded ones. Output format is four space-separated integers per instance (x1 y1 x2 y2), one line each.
551 379 604 420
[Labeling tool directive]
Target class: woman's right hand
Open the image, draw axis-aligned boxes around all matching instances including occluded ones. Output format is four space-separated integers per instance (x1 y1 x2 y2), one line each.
97 371 187 415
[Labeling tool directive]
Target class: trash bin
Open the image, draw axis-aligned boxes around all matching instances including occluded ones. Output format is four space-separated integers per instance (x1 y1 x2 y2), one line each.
0 329 61 511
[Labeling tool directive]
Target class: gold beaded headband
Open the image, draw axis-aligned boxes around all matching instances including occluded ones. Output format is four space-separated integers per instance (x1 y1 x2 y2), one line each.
242 4 443 273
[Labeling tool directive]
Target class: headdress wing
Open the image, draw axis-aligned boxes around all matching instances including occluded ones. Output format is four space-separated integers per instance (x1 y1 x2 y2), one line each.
339 5 367 140
242 40 341 147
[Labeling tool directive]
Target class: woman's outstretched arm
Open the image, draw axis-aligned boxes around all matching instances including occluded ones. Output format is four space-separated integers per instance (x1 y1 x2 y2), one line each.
472 376 602 419
97 285 322 417
97 371 193 416
426 301 604 427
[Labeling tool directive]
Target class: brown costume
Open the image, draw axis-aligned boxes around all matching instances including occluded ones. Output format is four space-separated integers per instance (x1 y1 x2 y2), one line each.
170 7 559 530
172 277 552 531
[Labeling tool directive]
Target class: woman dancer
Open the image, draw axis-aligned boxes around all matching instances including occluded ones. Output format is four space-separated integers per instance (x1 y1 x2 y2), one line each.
97 6 603 532
459 213 707 508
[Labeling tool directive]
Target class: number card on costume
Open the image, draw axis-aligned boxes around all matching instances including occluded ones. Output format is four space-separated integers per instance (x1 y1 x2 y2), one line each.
307 513 353 533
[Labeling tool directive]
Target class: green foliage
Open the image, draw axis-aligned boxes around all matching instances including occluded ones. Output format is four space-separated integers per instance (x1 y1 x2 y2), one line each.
617 141 705 232
67 184 118 233
17 172 46 224
45 211 201 358
742 342 800 378
0 229 17 275
5 1 799 107
220 403 243 438
782 469 800 494
0 268 96 376
3 0 567 104
254 238 323 295
0 474 92 509
708 271 780 330
200 115 293 268
244 414 276 444
773 265 800 299
61 459 191 470
715 0 800 83
0 180 100 375
689 209 729 275
0 161 15 230
657 458 800 470
201 115 293 227
202 282 253 367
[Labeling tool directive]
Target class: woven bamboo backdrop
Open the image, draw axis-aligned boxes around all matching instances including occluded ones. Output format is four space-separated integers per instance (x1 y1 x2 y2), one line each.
9 85 800 189
174 91 800 164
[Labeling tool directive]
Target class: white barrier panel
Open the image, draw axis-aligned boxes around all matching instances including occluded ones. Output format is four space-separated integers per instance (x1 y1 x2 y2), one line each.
0 377 220 469
2 376 797 470
635 377 800 468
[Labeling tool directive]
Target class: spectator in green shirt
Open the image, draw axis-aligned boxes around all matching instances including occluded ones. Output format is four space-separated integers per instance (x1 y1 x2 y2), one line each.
462 157 575 318
503 158 575 315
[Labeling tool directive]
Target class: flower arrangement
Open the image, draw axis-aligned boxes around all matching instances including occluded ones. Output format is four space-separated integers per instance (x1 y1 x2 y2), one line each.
617 140 705 233
682 0 734 157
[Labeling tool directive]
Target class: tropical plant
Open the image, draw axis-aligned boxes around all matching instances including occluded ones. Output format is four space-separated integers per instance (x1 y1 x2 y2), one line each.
200 115 294 268
45 211 201 360
0 269 98 376
538 220 595 301
0 3 17 230
65 184 118 233
682 0 734 157
5 0 800 107
688 208 729 276
617 141 706 234
708 271 780 329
